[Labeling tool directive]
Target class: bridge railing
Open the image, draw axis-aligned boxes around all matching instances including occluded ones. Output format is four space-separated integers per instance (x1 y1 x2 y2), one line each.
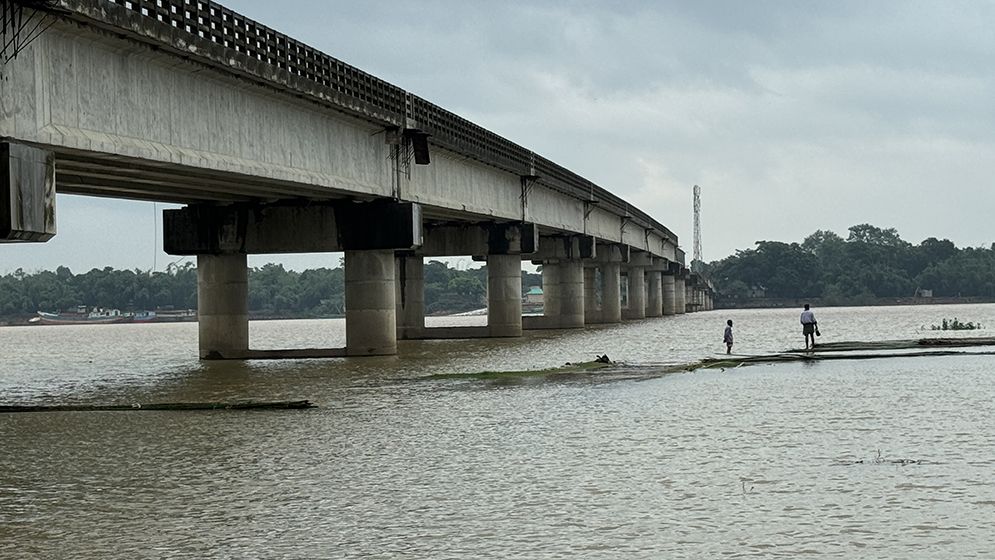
46 0 676 242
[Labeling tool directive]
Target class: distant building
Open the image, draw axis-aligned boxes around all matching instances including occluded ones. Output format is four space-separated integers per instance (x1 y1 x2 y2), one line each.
915 288 933 298
524 286 544 304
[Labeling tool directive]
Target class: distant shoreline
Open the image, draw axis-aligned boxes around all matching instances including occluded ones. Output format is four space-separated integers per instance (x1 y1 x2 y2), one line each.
4 298 993 327
715 297 995 309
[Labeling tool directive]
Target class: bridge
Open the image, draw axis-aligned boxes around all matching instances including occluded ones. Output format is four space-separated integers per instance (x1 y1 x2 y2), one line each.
1 0 714 359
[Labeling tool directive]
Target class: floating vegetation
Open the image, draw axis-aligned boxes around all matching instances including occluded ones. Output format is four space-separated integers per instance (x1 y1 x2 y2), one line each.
929 318 983 331
841 449 924 466
422 359 614 381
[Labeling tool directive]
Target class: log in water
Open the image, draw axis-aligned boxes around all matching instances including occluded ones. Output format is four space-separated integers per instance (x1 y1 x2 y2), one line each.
0 400 316 414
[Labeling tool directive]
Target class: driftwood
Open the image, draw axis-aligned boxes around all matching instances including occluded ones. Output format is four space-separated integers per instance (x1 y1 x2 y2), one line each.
0 400 316 414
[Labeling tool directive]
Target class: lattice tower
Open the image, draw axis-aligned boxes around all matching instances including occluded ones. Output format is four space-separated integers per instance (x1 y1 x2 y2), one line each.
692 184 702 267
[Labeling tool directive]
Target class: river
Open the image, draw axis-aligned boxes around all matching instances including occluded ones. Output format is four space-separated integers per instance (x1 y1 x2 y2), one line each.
2 303 995 558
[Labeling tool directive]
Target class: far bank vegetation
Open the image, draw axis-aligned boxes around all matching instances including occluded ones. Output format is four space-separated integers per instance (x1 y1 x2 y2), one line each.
0 260 542 322
703 224 995 307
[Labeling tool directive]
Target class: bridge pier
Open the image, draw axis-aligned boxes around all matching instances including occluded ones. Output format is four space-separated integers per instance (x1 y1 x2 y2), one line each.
584 266 601 324
551 260 585 328
346 250 397 356
602 262 622 323
398 222 532 340
395 255 424 340
623 266 646 320
524 235 591 330
662 272 677 316
197 254 249 359
646 267 663 318
675 275 687 314
487 254 523 337
526 259 584 329
165 201 419 359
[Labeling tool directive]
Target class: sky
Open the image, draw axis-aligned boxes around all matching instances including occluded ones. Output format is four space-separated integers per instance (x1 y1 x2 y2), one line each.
3 0 995 274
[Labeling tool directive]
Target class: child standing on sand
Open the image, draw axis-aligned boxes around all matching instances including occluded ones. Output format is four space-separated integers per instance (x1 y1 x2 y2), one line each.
723 319 734 354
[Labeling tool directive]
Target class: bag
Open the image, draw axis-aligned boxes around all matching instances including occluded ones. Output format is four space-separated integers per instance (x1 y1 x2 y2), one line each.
815 328 821 337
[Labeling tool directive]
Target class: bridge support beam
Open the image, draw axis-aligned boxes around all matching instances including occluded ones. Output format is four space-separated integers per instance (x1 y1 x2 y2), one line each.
164 201 422 255
395 255 424 340
346 250 396 356
487 254 523 337
1 142 56 242
197 253 249 359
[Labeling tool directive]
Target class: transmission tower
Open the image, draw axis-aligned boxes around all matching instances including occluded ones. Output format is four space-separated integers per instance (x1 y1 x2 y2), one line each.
692 184 702 270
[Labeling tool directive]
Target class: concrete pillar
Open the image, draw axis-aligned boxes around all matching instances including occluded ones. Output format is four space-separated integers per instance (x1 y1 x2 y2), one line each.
646 270 662 318
487 254 522 337
584 266 600 324
602 262 622 323
346 250 396 356
541 263 561 320
624 267 646 320
662 274 677 316
675 277 687 314
197 253 249 359
395 255 424 340
544 261 584 328
559 260 585 328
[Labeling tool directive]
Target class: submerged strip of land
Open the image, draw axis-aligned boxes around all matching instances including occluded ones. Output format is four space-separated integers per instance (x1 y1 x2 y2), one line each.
426 337 995 381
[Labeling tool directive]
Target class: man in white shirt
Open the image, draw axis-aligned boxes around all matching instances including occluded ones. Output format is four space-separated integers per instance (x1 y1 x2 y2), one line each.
800 304 818 349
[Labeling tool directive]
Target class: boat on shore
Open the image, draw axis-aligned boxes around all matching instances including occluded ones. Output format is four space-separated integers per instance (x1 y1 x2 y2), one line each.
32 307 128 325
30 307 197 325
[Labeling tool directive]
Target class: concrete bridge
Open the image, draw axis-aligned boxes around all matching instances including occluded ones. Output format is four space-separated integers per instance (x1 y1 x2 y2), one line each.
1 0 714 359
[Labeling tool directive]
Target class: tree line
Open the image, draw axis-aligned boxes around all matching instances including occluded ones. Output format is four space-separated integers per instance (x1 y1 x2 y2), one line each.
0 260 542 320
702 224 995 304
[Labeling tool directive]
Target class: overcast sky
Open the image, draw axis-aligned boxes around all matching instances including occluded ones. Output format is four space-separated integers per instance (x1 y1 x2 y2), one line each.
4 0 994 274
